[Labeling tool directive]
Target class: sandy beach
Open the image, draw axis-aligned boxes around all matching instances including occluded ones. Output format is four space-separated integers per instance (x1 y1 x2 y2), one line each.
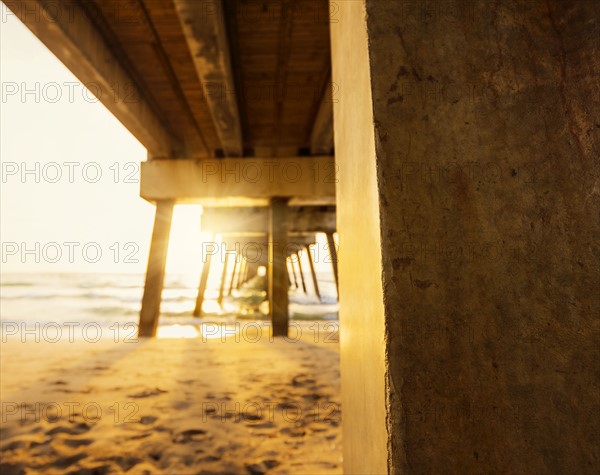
0 323 342 474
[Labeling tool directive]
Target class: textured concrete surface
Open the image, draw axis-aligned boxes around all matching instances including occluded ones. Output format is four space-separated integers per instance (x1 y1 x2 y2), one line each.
333 0 599 473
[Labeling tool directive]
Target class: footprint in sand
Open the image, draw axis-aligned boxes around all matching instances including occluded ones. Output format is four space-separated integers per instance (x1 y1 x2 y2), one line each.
138 415 158 425
245 459 281 475
127 388 168 398
51 453 88 468
246 421 275 430
172 429 207 443
171 400 190 410
302 392 324 401
101 455 142 471
62 438 94 448
0 462 26 475
30 441 57 457
310 426 329 433
276 401 297 410
30 438 51 448
55 386 94 394
1 438 30 451
64 465 111 475
292 374 317 387
46 422 91 436
242 412 262 422
128 432 151 441
280 427 307 438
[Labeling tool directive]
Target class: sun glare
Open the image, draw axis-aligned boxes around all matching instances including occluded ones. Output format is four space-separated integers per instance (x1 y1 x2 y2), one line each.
166 205 206 279
157 324 200 339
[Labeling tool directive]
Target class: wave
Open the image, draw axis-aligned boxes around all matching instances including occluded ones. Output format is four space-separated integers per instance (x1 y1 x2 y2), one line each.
1 272 338 323
0 281 36 287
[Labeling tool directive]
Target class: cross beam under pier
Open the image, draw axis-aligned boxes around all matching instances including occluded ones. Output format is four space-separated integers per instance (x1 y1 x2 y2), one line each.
140 157 336 206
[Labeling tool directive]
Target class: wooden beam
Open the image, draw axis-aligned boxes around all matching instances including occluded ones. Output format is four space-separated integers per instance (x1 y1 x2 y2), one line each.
203 207 267 234
289 206 337 234
228 254 238 296
289 258 299 289
305 244 321 302
310 80 334 155
296 251 308 294
140 157 336 206
4 0 177 157
173 0 243 156
217 251 229 307
326 232 339 298
223 237 269 267
138 200 174 337
285 235 319 252
235 256 248 289
202 206 336 234
269 198 289 337
193 240 214 317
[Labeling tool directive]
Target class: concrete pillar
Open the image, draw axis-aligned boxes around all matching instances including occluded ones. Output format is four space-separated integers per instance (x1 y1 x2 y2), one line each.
228 254 238 296
289 257 299 289
325 232 339 297
138 200 174 337
237 258 246 288
269 198 289 337
193 239 213 317
331 1 600 473
305 244 321 302
296 251 308 294
217 251 229 307
243 259 249 283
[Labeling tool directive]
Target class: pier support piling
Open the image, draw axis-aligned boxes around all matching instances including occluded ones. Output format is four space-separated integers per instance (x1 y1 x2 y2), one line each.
296 251 308 294
326 232 339 298
138 200 174 337
289 258 299 289
228 254 238 296
269 198 289 337
237 258 246 289
305 244 321 302
193 239 213 317
217 252 229 307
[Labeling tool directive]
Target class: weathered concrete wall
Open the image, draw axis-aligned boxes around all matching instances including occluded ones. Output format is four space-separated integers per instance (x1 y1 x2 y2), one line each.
332 0 599 473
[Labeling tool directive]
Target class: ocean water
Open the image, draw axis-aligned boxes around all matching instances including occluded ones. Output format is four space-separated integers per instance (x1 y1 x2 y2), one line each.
0 272 339 329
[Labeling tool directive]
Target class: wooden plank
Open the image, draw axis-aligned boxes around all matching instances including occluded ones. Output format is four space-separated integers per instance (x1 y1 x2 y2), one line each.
173 0 243 156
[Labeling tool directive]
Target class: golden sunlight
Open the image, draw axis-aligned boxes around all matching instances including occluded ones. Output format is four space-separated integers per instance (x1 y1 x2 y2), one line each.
165 205 207 279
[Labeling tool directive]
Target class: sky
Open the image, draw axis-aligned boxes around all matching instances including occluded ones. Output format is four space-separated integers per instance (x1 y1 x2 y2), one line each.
0 5 204 275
